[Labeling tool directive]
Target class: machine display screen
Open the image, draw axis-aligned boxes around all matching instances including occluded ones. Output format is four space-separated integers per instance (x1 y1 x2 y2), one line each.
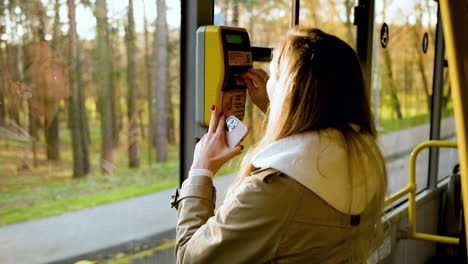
226 34 243 44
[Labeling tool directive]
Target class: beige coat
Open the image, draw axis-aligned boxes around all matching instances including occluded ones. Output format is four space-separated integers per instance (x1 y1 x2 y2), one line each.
174 167 381 264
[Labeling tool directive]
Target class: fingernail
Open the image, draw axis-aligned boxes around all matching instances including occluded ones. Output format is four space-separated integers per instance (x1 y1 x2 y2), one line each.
241 145 244 150
211 105 215 111
220 112 224 116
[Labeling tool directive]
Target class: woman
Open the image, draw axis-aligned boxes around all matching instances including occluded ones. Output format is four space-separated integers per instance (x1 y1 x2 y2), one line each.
172 27 387 263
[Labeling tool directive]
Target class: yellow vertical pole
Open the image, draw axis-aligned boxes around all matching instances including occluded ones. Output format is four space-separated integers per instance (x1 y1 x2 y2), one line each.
408 146 418 235
439 0 468 253
408 189 416 234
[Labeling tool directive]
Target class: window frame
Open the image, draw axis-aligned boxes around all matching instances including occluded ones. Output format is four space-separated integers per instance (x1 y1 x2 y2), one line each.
428 6 448 189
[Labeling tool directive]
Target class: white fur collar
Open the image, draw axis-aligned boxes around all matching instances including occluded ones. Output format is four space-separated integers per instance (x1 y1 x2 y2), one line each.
252 129 383 215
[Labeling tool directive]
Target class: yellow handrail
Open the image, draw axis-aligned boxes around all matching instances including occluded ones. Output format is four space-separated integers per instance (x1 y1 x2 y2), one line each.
385 140 459 245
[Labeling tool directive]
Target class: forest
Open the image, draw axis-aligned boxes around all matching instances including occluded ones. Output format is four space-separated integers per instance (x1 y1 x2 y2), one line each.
0 0 180 175
0 0 453 226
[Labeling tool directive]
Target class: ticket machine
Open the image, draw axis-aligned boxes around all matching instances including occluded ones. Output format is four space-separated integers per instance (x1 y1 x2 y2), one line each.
195 26 253 136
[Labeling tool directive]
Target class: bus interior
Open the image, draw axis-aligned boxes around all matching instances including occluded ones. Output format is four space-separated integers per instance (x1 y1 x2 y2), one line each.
0 0 467 263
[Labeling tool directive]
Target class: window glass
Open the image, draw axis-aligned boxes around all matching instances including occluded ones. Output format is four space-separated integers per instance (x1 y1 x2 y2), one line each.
438 60 458 180
299 0 357 48
246 61 269 143
213 1 290 174
373 0 438 198
0 0 179 262
214 0 292 47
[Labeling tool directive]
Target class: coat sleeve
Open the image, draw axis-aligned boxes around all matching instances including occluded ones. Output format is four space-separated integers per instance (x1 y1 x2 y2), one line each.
174 171 301 264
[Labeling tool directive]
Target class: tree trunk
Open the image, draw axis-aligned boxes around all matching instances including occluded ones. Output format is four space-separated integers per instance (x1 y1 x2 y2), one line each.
412 22 431 111
32 0 47 41
78 63 90 174
155 0 167 162
143 0 154 164
382 47 403 119
44 111 60 160
7 48 20 125
403 51 412 117
138 108 145 139
344 0 355 47
110 22 121 147
68 0 90 177
0 0 5 126
44 0 62 161
126 0 140 168
166 24 175 145
166 78 175 144
95 0 114 172
441 69 451 109
232 0 239 26
221 0 229 19
7 8 32 167
31 1 48 166
0 47 5 127
379 0 402 120
16 42 37 168
306 0 320 26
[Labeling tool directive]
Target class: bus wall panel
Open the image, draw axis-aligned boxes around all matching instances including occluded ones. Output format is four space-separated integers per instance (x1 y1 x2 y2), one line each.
372 193 441 263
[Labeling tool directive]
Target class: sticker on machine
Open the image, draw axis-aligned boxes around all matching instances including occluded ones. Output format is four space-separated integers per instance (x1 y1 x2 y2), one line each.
222 90 246 120
228 51 253 66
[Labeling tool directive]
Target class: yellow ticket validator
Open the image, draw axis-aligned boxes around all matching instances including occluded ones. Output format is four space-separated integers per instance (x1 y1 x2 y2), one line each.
196 26 253 128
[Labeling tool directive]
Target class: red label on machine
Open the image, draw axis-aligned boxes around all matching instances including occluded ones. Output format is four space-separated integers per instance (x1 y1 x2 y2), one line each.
222 90 246 120
228 51 253 66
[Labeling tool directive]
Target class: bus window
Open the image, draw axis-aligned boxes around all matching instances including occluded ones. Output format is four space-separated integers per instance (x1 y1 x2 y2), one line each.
213 0 292 171
0 0 181 262
373 0 438 198
299 0 357 49
214 0 292 47
241 61 270 145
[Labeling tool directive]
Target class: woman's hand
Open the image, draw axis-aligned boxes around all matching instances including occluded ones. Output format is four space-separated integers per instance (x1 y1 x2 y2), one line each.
240 68 270 113
191 105 244 176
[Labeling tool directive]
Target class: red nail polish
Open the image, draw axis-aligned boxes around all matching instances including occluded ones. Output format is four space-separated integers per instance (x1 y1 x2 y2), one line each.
241 145 244 150
220 112 224 116
211 105 215 111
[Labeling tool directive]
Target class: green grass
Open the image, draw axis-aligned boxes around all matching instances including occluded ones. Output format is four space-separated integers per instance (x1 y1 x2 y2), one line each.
1 181 178 226
0 153 181 226
0 101 185 226
0 145 243 226
378 107 454 135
